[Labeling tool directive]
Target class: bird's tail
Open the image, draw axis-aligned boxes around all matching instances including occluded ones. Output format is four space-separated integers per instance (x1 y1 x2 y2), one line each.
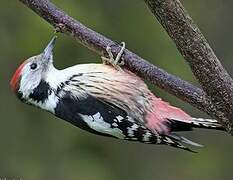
190 117 224 130
169 117 225 132
160 134 200 153
159 118 225 152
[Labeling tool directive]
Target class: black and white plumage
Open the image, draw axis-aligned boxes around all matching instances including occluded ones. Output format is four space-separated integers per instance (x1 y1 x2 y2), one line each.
10 37 225 152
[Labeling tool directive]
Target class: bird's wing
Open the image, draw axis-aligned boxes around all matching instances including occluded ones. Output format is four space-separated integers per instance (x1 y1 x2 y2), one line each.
55 89 155 141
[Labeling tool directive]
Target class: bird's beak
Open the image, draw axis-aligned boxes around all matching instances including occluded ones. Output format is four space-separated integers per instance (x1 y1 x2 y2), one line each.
43 36 57 60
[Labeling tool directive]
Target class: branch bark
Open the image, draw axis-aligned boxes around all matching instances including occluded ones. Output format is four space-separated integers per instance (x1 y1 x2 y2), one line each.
144 0 233 134
18 0 232 134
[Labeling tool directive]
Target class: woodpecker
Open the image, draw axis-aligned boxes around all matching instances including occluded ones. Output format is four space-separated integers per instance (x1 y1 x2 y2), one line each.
10 37 224 152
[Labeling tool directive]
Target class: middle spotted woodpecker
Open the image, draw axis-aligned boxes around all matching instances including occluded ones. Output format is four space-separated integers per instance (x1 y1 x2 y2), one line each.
10 37 225 152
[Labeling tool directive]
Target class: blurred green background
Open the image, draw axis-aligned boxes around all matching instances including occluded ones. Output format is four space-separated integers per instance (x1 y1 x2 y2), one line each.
1 0 233 179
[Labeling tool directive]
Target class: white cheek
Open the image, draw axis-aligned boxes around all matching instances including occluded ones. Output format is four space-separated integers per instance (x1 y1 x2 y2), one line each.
19 68 41 97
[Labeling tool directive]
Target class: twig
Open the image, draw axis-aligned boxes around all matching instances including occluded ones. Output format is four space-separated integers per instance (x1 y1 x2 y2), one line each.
18 0 231 133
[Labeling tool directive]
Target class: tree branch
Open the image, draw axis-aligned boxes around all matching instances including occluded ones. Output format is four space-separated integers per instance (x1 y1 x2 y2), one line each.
144 0 233 134
18 0 230 133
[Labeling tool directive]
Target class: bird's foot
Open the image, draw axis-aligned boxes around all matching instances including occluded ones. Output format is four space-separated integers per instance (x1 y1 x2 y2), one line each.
101 42 125 70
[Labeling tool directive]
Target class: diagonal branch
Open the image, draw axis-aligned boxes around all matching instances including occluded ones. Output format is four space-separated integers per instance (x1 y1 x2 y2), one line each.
18 0 229 133
144 0 233 134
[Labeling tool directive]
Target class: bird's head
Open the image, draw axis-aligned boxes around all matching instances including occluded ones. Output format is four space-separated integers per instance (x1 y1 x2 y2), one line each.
10 36 57 101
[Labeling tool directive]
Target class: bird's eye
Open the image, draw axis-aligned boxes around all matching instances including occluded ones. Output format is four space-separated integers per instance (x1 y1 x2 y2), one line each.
30 63 37 70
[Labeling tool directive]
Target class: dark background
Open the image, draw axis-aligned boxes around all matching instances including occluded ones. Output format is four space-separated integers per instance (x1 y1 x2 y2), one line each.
1 0 233 179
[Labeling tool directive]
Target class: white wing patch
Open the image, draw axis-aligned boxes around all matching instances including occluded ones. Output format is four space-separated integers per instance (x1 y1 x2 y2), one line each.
80 113 125 139
127 124 139 137
116 115 124 122
142 131 152 142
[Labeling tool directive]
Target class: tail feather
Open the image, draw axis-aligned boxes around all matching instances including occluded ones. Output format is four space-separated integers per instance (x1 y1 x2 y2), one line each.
168 133 203 147
160 135 198 153
168 117 225 132
159 117 225 152
191 118 224 130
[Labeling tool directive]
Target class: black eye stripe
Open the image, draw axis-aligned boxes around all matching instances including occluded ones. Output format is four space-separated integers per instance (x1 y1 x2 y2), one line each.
30 63 37 70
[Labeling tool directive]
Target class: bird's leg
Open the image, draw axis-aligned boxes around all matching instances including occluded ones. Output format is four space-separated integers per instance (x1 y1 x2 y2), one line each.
101 42 126 70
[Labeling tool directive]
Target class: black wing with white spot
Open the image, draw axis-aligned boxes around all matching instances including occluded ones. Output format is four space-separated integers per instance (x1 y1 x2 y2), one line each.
54 93 157 140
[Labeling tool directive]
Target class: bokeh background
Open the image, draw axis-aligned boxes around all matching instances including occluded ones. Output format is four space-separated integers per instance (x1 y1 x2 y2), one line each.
1 0 233 179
